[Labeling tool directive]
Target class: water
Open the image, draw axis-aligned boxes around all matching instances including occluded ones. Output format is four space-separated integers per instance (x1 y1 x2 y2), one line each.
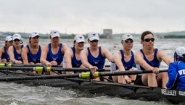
0 38 184 105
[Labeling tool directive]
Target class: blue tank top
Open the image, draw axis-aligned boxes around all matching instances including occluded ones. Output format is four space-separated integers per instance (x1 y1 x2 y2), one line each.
87 47 105 69
13 45 23 61
27 45 41 63
1 46 10 61
46 43 64 65
116 50 136 70
139 49 160 70
71 47 82 67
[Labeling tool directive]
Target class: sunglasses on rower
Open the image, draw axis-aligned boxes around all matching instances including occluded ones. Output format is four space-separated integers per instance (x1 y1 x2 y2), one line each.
124 39 133 43
90 40 98 42
143 38 155 42
14 39 20 42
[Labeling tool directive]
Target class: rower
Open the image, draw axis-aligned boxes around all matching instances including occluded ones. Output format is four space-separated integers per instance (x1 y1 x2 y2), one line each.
0 36 13 63
80 32 113 81
22 32 41 65
111 34 136 84
135 31 172 88
8 34 24 64
166 47 185 90
63 35 85 73
40 30 68 74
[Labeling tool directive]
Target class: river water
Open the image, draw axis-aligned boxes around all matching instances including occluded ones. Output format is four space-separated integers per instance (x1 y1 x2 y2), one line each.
0 37 184 105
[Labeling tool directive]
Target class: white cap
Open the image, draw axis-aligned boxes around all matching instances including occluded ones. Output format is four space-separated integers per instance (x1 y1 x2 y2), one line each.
13 34 21 40
50 30 60 38
5 36 13 41
122 34 133 41
74 35 85 43
88 32 99 41
30 32 39 38
175 47 185 57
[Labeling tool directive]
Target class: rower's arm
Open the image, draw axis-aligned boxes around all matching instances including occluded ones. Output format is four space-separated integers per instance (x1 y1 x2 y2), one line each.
166 62 178 89
80 49 93 68
62 44 69 55
40 45 49 65
135 51 153 70
8 46 15 63
63 48 73 68
113 51 125 71
0 48 3 62
102 47 113 62
21 46 29 64
158 50 173 65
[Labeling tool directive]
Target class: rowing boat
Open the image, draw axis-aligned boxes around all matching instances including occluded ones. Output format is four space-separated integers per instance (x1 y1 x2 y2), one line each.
0 67 184 104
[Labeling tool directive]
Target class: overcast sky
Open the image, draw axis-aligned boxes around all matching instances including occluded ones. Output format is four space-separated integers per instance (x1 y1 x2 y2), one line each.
0 0 185 34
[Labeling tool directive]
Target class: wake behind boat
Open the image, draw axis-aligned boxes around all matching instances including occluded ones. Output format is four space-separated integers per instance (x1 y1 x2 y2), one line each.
0 66 184 104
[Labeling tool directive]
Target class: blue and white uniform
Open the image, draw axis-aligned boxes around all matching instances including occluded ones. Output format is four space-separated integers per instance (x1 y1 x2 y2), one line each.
111 50 136 71
87 47 105 69
46 43 64 65
27 45 41 63
71 47 82 67
166 61 185 90
13 45 23 61
137 49 160 70
1 47 10 61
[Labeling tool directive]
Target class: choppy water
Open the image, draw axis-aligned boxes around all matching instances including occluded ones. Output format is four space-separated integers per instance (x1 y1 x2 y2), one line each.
0 38 184 105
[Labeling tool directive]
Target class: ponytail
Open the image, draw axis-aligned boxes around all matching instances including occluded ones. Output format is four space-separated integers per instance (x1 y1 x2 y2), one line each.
29 37 31 44
73 41 76 48
181 54 185 62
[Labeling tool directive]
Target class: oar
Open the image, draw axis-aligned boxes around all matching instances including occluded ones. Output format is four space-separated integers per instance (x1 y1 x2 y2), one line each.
95 69 167 77
0 63 111 67
0 67 106 72
0 74 80 81
0 69 167 81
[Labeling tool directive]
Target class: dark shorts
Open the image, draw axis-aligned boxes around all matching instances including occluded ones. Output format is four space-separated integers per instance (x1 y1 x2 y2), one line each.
134 75 144 86
134 74 164 87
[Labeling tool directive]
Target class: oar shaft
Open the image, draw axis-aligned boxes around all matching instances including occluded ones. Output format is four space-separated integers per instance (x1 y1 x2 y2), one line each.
0 63 111 68
97 70 167 77
0 69 168 81
0 74 80 81
0 66 108 72
0 67 91 72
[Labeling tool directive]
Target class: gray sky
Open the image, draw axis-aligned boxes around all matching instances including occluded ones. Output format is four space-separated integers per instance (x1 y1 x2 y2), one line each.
0 0 185 34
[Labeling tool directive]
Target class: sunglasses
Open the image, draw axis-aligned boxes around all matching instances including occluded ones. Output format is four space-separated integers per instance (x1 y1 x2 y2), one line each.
143 38 155 42
125 39 133 43
90 40 98 42
14 39 20 42
78 42 85 44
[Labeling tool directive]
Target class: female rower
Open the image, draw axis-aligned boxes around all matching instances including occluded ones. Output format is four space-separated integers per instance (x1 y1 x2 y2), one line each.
40 30 68 74
63 34 85 69
0 36 13 63
8 34 23 64
22 32 41 64
166 47 185 90
135 31 172 88
80 32 113 80
111 34 136 84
